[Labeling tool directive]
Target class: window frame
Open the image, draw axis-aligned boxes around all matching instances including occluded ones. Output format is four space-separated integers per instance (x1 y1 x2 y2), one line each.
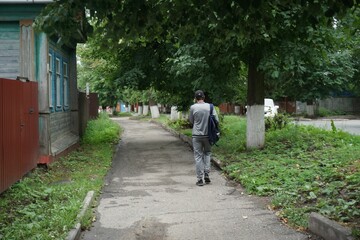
48 48 71 112
63 61 69 110
48 52 54 110
55 57 62 111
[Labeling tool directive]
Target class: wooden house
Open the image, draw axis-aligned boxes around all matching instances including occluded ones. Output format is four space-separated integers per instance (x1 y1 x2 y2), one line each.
0 0 84 164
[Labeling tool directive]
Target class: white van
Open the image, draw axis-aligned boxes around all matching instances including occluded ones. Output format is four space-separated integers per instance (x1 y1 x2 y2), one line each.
264 98 279 117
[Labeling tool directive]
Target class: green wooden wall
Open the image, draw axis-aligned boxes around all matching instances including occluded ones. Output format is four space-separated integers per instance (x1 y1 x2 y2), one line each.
0 22 20 79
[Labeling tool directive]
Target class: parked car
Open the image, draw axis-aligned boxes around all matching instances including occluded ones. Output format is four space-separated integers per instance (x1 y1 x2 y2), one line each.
264 98 279 117
245 98 279 117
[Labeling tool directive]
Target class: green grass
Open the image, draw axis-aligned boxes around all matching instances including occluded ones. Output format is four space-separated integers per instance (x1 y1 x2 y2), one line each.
0 113 121 240
112 111 133 117
156 114 360 238
220 117 359 237
5 112 356 238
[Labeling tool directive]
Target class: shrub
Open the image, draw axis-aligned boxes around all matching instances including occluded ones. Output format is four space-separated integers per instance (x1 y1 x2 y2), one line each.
167 118 192 130
265 113 291 131
317 107 346 117
82 113 121 144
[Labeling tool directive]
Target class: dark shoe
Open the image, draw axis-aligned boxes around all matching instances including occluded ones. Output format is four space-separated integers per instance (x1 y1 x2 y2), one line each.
196 179 204 186
204 173 211 184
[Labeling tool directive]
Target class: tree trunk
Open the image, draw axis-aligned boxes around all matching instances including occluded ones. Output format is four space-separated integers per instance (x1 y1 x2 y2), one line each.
149 99 160 118
170 106 179 121
246 55 265 149
143 105 149 115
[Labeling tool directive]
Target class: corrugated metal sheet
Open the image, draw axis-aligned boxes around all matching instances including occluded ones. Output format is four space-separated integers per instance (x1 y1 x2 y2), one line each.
78 91 88 137
21 81 39 173
1 78 22 193
0 78 39 194
0 79 3 193
89 93 99 119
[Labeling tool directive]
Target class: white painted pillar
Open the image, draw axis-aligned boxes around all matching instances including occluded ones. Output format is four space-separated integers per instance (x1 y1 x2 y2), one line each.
150 105 160 118
143 105 149 115
170 106 179 121
306 105 315 117
246 105 265 149
235 106 241 115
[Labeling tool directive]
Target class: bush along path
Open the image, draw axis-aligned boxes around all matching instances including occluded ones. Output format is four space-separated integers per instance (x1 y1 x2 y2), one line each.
156 114 360 239
0 113 121 240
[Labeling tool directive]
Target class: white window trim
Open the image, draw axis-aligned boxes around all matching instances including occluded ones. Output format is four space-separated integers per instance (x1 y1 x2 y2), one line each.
63 62 69 107
48 53 53 108
55 57 61 107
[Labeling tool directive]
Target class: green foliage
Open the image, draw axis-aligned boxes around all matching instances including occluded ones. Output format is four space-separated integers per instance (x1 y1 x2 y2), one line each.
82 113 121 145
77 43 120 108
265 113 291 131
218 117 360 235
213 115 247 155
112 111 132 117
37 0 359 150
330 120 337 133
261 29 357 102
80 207 94 230
58 0 358 111
0 116 120 239
167 118 192 131
317 107 346 117
33 0 91 45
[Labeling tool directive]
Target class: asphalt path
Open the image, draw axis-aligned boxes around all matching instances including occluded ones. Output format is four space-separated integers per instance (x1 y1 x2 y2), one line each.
81 117 311 240
295 118 360 135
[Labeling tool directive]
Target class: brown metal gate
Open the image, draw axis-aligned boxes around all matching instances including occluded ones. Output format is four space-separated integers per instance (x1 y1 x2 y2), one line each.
0 78 39 194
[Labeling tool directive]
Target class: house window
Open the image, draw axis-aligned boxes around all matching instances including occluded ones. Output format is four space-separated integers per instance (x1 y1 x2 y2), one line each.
48 53 53 108
63 62 69 108
48 48 70 112
55 58 61 108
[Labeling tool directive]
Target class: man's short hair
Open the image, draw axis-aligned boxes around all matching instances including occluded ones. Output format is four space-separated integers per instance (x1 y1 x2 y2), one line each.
194 90 205 100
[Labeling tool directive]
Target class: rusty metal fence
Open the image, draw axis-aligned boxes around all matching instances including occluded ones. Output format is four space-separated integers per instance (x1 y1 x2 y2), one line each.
0 78 39 194
78 92 99 137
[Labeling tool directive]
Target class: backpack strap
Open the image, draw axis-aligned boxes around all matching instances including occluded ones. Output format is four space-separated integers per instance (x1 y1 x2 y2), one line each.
210 103 213 115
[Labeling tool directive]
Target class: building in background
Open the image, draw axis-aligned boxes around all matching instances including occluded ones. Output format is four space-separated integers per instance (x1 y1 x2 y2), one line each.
0 0 85 164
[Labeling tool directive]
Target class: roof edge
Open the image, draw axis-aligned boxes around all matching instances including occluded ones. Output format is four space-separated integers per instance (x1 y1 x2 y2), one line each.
0 0 53 4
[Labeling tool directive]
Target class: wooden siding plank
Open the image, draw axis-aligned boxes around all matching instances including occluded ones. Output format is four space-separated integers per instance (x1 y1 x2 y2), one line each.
0 32 20 39
0 49 20 56
0 57 18 62
0 22 20 79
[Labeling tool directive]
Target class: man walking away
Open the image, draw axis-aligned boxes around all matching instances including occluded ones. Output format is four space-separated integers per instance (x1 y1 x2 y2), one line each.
189 90 219 186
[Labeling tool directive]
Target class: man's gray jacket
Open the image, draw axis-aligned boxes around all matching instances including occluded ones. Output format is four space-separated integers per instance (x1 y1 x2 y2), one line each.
189 102 219 137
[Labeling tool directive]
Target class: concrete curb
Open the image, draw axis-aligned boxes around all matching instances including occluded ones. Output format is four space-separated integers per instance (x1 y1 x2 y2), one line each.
309 212 354 240
151 119 356 240
67 190 95 240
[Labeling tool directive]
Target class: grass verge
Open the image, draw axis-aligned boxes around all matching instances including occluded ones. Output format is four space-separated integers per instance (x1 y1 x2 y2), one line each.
157 114 360 238
0 113 121 240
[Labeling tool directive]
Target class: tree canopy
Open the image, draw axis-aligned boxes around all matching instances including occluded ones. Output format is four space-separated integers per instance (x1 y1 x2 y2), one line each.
35 0 359 147
36 0 359 103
